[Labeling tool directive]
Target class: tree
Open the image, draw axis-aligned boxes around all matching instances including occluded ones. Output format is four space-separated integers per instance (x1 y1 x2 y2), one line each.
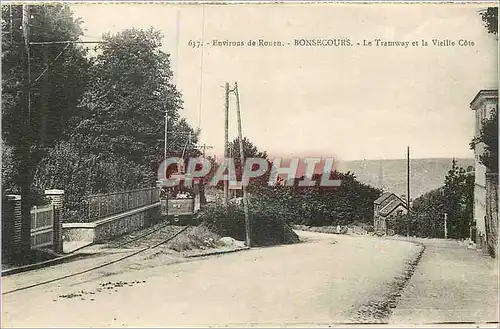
226 137 272 192
411 161 474 239
471 110 498 173
411 160 474 239
74 28 199 189
2 5 90 156
228 137 267 161
34 27 203 215
2 5 90 259
411 187 446 238
443 159 474 239
480 7 498 36
472 6 498 173
255 171 381 227
76 28 190 162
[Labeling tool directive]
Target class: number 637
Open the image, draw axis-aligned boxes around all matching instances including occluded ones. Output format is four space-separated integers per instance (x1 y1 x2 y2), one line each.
188 40 202 48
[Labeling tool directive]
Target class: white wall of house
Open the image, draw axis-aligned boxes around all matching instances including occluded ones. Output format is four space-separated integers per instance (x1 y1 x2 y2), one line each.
470 90 498 241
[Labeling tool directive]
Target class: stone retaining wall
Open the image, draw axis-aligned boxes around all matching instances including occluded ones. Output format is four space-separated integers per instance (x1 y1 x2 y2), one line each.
62 203 160 244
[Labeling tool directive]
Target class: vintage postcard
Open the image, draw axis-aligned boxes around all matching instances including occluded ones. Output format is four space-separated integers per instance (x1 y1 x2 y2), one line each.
1 1 499 327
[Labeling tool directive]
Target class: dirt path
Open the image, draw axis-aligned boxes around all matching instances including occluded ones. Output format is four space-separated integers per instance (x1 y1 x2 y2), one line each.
389 238 499 325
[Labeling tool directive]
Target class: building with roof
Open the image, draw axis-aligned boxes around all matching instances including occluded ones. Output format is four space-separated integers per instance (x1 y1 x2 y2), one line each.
373 192 408 235
470 89 498 253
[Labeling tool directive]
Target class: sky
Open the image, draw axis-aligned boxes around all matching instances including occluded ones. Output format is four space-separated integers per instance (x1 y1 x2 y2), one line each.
70 3 498 162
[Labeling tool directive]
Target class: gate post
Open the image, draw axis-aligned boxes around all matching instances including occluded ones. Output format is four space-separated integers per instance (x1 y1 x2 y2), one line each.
45 189 64 253
2 194 22 260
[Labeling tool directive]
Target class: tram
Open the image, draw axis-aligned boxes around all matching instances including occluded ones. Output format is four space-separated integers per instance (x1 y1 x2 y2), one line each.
158 171 202 224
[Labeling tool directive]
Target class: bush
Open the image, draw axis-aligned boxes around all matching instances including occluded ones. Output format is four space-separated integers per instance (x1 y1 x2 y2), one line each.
197 171 381 245
197 202 246 241
197 197 299 247
251 172 381 228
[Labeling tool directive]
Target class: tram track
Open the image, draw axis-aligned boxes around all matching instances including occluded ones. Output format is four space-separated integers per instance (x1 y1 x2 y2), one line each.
112 221 183 248
2 225 190 295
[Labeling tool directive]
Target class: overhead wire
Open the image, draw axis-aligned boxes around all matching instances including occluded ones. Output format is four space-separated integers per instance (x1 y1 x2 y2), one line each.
31 43 71 84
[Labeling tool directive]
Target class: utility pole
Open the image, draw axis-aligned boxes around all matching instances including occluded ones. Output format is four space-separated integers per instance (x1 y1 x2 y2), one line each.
165 10 180 164
229 146 235 199
194 143 213 206
9 5 13 44
234 82 252 247
202 143 207 158
16 8 107 261
12 6 108 261
223 82 229 208
19 4 32 260
407 146 411 238
164 113 168 161
444 213 448 239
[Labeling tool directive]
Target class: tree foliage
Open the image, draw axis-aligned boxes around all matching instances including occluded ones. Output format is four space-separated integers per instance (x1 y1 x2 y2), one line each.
203 138 381 228
75 28 197 169
481 7 498 35
1 139 18 194
1 4 90 211
409 188 446 238
32 27 201 204
199 170 379 245
471 109 498 173
227 137 273 192
474 7 498 170
411 160 474 238
253 171 381 227
228 137 267 161
0 18 201 218
2 5 90 153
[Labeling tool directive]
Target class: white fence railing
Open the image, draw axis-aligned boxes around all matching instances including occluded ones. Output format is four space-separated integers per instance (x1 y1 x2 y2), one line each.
30 205 54 249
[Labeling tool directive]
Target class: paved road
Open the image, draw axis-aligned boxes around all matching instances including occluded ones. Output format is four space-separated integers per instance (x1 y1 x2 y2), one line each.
2 231 421 327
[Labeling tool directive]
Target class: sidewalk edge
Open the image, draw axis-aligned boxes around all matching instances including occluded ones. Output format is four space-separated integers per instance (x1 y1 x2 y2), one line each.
2 253 89 277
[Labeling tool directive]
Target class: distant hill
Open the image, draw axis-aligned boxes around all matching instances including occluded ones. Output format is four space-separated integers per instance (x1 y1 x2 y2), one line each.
336 158 475 199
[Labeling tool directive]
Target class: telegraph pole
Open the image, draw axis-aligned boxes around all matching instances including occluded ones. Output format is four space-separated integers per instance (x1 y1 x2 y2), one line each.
223 82 230 207
9 5 13 44
194 143 213 206
19 4 32 260
234 82 252 247
229 146 235 199
407 146 411 238
444 213 448 239
165 10 180 163
164 113 168 161
16 7 107 260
